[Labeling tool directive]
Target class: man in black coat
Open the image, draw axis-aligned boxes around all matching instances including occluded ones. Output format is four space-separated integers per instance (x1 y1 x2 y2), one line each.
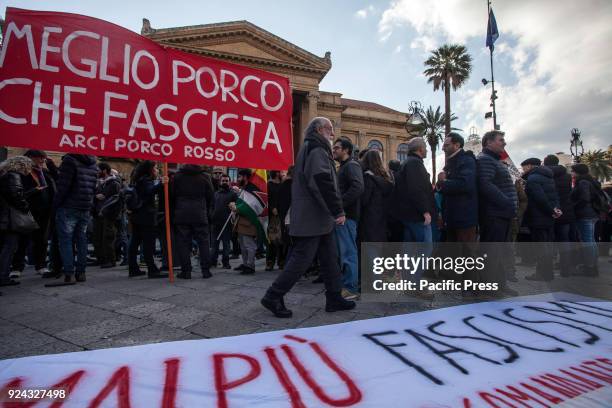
543 154 576 276
210 174 237 269
333 137 364 299
53 154 98 283
261 117 355 318
476 131 518 295
521 158 561 281
439 133 478 242
93 162 122 268
390 137 435 243
170 164 214 279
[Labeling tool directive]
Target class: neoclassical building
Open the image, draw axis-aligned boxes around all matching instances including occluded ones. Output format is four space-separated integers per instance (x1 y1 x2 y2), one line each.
141 19 416 164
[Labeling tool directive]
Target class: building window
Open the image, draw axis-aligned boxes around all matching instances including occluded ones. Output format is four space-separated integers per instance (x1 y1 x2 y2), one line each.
367 140 384 159
228 168 238 182
397 143 409 163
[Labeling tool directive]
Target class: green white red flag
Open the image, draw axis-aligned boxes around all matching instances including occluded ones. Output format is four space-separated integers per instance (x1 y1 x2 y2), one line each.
235 169 268 239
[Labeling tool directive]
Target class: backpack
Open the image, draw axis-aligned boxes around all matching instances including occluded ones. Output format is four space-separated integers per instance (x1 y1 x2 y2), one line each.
591 184 611 215
123 185 142 211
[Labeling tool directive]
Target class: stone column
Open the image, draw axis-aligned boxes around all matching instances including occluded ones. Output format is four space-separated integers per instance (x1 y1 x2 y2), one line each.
306 91 319 122
358 130 366 151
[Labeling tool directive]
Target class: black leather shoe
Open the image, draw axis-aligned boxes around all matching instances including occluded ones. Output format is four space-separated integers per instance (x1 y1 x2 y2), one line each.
325 291 356 312
129 269 146 277
261 293 292 318
222 263 231 269
240 266 255 275
233 264 245 271
0 279 20 287
75 273 86 282
202 270 212 279
100 262 116 269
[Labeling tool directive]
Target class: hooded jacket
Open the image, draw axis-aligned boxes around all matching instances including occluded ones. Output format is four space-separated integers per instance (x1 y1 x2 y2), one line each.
53 154 98 211
476 148 518 219
440 149 479 229
571 175 601 220
171 164 214 225
289 129 343 237
523 166 559 228
336 158 364 221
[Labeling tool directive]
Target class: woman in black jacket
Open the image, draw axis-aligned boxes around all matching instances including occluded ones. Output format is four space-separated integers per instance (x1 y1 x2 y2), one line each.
0 156 33 286
359 150 394 242
127 161 166 278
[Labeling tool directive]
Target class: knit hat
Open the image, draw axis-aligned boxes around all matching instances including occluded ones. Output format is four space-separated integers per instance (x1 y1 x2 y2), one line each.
520 157 541 166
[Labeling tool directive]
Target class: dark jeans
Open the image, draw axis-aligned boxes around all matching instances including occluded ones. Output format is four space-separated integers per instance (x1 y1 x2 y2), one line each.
479 216 511 288
175 223 210 274
0 231 21 282
271 231 342 296
446 226 479 282
115 213 128 261
530 226 554 279
93 216 118 264
554 223 574 275
266 241 285 268
56 207 90 276
129 224 158 273
211 223 232 265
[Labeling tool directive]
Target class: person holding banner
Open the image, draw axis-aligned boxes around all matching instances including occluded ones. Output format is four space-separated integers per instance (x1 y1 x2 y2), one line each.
261 117 356 318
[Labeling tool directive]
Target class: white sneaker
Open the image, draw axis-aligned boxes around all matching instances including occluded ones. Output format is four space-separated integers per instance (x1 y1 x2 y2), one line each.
36 268 49 275
8 270 21 279
341 288 359 300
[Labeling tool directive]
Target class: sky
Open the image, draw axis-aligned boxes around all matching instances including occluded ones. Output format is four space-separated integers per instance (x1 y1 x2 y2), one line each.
1 0 610 167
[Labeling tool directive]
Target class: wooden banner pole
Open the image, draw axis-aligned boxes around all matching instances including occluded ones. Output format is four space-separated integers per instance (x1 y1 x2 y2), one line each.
162 162 174 283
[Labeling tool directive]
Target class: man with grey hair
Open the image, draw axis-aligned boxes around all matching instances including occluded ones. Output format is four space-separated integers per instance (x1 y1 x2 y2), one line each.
390 137 435 242
261 117 356 318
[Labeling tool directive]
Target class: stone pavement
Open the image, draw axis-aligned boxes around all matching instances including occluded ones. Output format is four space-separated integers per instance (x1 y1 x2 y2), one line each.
0 255 610 360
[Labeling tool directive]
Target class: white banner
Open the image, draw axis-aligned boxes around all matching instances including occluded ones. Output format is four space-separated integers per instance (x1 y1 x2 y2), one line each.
1 294 611 407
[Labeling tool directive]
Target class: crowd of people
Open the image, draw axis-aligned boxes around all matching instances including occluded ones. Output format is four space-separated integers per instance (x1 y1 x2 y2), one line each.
0 117 610 318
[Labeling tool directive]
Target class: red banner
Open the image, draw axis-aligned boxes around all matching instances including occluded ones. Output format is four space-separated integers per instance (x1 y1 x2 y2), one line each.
0 8 294 169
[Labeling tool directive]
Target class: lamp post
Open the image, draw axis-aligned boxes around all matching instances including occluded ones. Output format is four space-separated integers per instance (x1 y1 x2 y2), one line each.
570 128 584 163
407 100 424 127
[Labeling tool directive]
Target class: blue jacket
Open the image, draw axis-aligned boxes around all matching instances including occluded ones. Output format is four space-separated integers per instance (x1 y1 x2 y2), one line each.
53 154 98 211
476 149 518 220
440 149 478 229
523 166 559 228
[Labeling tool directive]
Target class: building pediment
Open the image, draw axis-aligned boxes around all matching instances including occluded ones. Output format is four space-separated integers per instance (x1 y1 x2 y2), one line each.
141 19 331 81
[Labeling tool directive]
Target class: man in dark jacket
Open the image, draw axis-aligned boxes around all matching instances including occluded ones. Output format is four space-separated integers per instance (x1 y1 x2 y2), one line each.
171 164 214 279
571 163 601 275
543 154 576 276
261 117 356 318
53 154 98 283
93 162 122 268
477 131 518 295
210 174 237 269
332 137 364 299
521 158 561 281
265 170 284 271
390 137 435 242
439 133 478 241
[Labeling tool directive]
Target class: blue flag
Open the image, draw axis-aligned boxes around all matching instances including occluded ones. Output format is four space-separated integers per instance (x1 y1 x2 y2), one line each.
486 9 499 51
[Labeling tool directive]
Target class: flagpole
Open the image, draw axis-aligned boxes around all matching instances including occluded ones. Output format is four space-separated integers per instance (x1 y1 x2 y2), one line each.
162 162 174 283
488 0 498 130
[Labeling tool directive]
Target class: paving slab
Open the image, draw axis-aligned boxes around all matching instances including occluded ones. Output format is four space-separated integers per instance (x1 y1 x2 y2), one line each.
85 323 192 349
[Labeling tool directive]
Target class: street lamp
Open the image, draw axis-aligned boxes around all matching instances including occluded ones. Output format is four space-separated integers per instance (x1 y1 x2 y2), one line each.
570 128 584 163
468 126 480 144
407 100 424 127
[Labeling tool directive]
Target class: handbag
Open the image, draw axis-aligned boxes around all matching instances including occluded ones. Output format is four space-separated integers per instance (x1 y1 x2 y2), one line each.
267 214 282 244
9 206 39 233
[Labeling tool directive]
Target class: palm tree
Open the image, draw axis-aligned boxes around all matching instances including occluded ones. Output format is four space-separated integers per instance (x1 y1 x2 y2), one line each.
418 106 459 183
581 149 612 182
423 44 473 136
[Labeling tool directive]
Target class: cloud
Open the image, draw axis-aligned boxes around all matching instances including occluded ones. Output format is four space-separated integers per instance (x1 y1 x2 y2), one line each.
378 0 612 162
393 45 402 54
355 5 376 19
